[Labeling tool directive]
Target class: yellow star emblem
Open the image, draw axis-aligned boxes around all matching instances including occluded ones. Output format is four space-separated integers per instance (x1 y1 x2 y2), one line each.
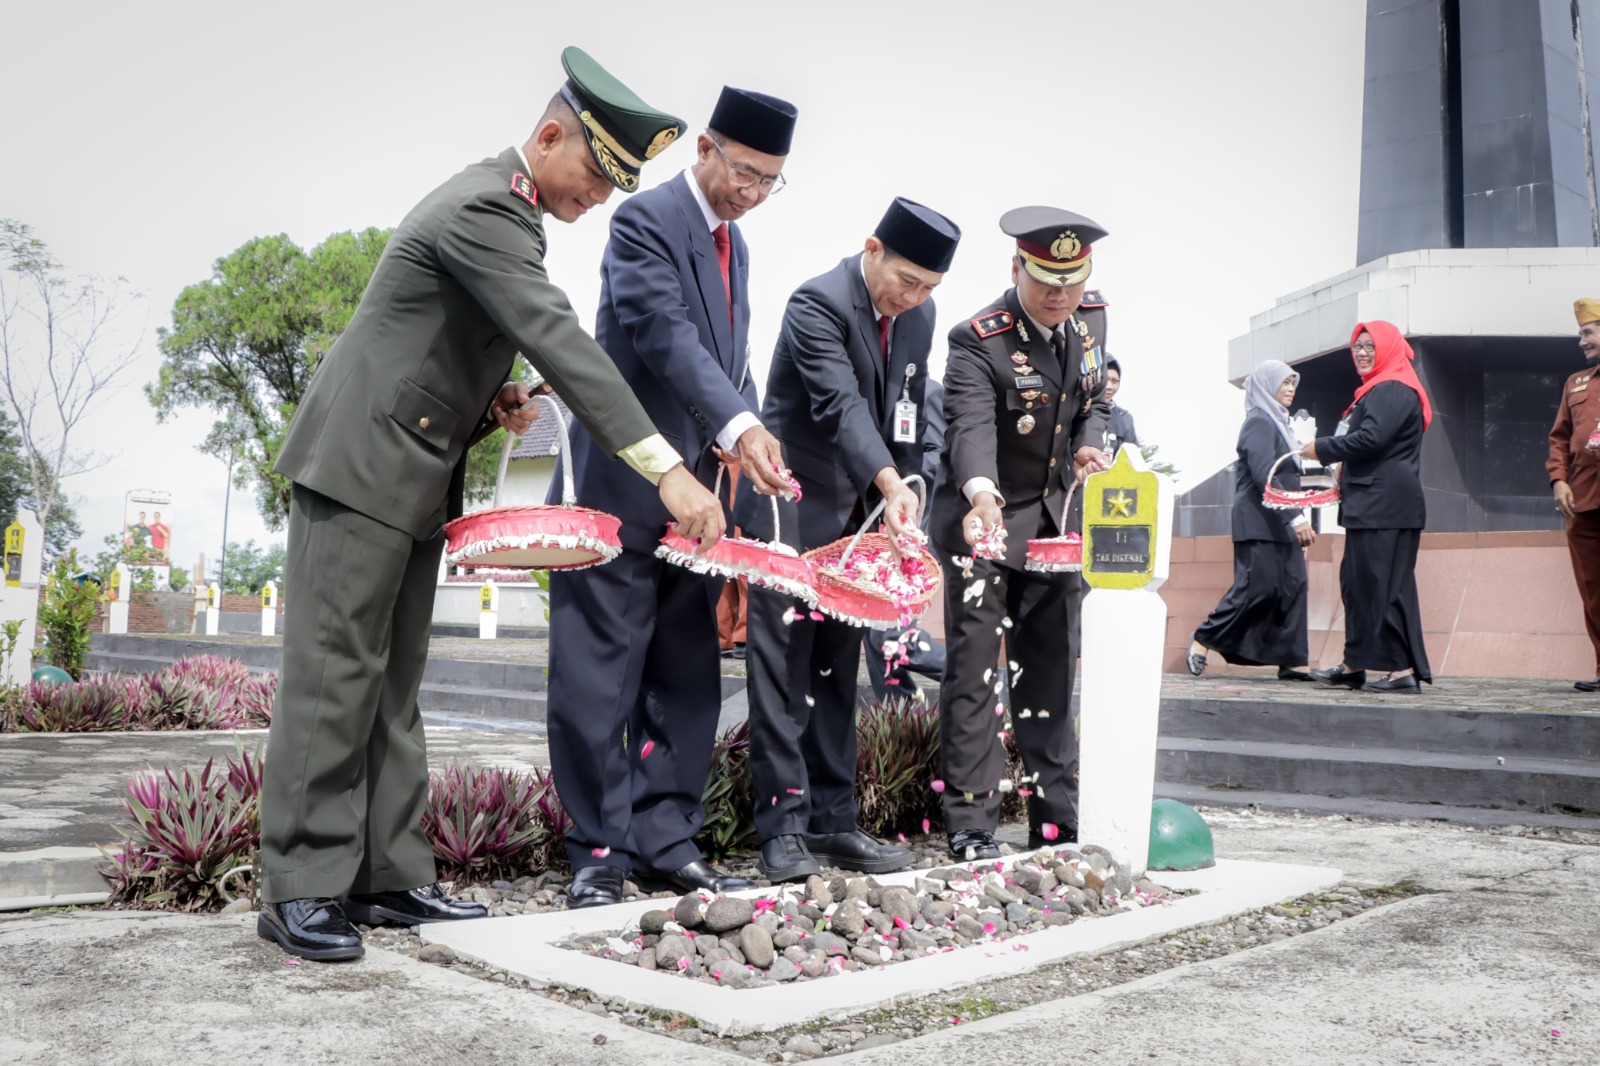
1108 490 1135 518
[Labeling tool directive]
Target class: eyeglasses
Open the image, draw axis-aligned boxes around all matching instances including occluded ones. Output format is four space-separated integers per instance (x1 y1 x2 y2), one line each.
1351 342 1376 355
710 139 786 194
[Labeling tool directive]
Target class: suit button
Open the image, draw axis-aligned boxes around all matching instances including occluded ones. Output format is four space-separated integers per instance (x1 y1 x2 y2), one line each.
419 416 430 429
1026 402 1034 410
1043 487 1051 498
1055 425 1062 435
1050 457 1058 468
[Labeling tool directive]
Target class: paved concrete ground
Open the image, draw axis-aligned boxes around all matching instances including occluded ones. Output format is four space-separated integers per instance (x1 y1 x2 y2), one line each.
1 812 1594 1065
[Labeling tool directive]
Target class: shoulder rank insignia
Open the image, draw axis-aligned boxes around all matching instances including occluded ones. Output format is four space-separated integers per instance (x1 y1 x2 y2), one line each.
510 173 539 209
972 311 1014 338
1079 289 1108 309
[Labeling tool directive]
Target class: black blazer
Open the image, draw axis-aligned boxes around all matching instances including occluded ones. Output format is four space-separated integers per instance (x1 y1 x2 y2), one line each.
734 254 932 549
1231 410 1301 544
1314 381 1426 530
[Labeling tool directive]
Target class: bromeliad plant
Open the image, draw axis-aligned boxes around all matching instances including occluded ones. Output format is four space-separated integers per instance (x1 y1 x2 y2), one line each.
697 720 758 857
3 654 276 733
423 765 549 884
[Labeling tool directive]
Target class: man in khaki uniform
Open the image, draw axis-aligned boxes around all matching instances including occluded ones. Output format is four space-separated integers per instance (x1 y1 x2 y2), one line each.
258 47 724 962
1548 297 1600 691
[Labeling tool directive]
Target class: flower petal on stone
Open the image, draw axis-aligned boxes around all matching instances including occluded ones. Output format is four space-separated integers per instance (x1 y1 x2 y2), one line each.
982 922 996 935
677 957 689 971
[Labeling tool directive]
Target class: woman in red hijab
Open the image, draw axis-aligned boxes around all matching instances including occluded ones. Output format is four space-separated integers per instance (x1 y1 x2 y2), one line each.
1298 320 1433 692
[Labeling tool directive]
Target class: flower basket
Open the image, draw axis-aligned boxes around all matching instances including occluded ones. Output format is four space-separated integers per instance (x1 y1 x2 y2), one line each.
1262 452 1340 510
656 465 817 605
444 394 623 572
804 475 941 628
1025 477 1083 573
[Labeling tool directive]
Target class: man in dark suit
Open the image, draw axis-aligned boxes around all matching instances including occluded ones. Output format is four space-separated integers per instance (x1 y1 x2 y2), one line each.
550 86 798 908
737 198 961 882
930 207 1112 861
258 48 723 961
1102 356 1140 455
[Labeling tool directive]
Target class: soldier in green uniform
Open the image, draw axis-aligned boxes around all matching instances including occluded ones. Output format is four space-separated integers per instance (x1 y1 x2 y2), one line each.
928 207 1112 861
257 47 725 962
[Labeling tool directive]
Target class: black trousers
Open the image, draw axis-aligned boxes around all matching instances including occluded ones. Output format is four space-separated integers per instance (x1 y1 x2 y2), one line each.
746 585 863 841
260 485 441 903
1566 510 1600 675
547 549 724 874
936 549 1079 835
1194 539 1309 667
1339 527 1431 679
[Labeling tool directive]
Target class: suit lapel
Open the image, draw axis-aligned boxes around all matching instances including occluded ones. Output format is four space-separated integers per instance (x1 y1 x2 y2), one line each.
670 174 735 372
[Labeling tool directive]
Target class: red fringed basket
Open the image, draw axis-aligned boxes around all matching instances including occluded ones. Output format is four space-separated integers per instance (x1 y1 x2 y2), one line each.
444 394 623 572
656 466 818 606
1026 477 1083 573
804 475 941 628
1262 453 1340 510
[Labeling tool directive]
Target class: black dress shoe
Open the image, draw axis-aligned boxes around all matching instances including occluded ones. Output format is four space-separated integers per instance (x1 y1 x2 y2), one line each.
342 883 487 926
804 828 913 875
257 898 364 962
566 865 626 909
1027 825 1078 849
948 828 1001 862
637 859 755 895
759 834 822 882
1310 664 1366 689
1186 635 1207 677
1575 678 1600 692
1277 667 1314 682
1365 672 1420 693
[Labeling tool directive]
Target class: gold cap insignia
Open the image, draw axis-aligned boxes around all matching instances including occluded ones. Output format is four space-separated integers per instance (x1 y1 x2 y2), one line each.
1050 231 1082 260
645 127 679 160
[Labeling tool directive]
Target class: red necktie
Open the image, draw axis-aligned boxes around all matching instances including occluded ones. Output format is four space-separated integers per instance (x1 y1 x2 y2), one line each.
712 223 732 324
878 314 891 367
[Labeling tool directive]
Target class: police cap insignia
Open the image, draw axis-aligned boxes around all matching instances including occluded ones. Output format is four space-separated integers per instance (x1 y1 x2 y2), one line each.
510 173 539 208
972 311 1014 338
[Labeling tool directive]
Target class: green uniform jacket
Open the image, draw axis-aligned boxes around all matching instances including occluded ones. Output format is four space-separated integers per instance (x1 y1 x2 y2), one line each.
276 147 658 539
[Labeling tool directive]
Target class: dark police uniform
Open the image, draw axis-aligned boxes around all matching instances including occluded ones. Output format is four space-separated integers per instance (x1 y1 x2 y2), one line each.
929 208 1110 853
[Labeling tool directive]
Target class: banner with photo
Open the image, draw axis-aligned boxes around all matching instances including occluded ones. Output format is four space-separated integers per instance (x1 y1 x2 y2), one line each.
123 489 173 587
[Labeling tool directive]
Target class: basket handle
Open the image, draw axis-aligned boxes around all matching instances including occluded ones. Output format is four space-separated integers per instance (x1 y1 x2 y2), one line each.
1057 474 1079 535
711 462 782 543
1265 452 1299 495
489 392 574 506
839 473 926 568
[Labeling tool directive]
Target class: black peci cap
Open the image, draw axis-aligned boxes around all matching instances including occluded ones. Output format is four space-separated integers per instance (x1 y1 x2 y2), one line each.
708 87 798 156
875 197 961 273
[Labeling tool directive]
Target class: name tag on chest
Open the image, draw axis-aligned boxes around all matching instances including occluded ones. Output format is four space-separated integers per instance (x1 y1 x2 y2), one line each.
1012 374 1045 390
893 399 917 443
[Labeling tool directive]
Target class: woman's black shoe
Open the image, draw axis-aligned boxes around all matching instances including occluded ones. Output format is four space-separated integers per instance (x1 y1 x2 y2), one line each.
948 828 1001 862
1185 635 1207 677
1365 672 1420 692
1310 664 1366 688
1276 667 1314 682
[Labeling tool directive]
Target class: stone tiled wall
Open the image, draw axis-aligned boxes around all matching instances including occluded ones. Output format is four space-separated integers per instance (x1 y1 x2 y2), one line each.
1162 532 1591 680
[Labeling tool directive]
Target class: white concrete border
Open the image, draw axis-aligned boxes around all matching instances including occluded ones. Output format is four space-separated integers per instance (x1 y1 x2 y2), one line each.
420 856 1340 1036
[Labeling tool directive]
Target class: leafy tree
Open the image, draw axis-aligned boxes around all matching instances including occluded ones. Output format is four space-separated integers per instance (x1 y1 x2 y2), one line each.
209 539 286 596
0 406 79 556
1139 442 1180 479
148 229 391 530
90 529 183 591
0 220 137 551
37 550 102 679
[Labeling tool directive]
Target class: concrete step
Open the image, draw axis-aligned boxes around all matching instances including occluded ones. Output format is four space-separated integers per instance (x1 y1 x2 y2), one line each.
0 848 110 911
1157 737 1600 817
1159 696 1600 761
418 682 547 727
1155 782 1600 832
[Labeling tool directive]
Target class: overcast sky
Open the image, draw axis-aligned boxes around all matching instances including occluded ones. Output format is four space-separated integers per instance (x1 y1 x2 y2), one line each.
3 0 1365 570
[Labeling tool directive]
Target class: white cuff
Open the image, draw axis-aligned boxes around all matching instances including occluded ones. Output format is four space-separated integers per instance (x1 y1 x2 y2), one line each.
1291 512 1311 528
962 476 1005 506
716 411 763 454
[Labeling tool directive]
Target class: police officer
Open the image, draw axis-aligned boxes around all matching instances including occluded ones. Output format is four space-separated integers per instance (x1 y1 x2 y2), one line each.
929 207 1112 861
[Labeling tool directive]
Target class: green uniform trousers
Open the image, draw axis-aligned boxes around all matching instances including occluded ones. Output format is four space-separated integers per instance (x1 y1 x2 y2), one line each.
260 484 442 903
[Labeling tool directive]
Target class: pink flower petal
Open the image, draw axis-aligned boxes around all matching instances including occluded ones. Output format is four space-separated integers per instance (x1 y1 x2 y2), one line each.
676 957 688 971
921 818 931 834
896 833 906 843
1041 823 1060 841
786 787 805 795
931 779 946 793
591 846 611 858
982 922 995 935
809 611 824 621
640 740 655 759
893 916 910 929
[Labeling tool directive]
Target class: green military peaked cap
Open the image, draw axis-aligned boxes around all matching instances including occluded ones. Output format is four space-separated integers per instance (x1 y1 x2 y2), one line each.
559 46 687 193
